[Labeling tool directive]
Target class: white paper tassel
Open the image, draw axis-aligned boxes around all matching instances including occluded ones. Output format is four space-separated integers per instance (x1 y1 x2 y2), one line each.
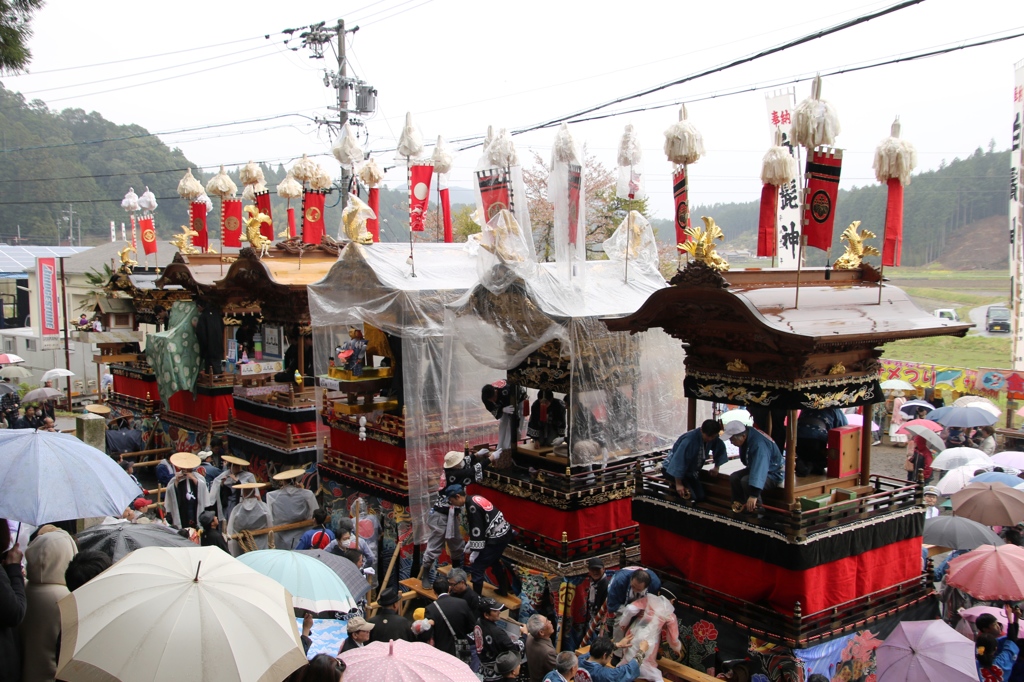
760 145 798 186
790 74 841 150
196 194 213 214
205 166 237 199
309 167 334 191
873 118 917 186
239 160 264 187
121 187 139 212
138 187 158 213
551 122 579 167
431 136 454 175
333 122 364 169
662 105 704 166
487 128 518 168
481 125 494 153
277 174 303 200
242 182 267 202
290 154 319 184
617 124 642 168
396 112 425 161
176 169 204 201
358 158 383 188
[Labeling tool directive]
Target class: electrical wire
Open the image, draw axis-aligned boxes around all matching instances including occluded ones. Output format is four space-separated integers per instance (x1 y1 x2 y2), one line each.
359 0 435 28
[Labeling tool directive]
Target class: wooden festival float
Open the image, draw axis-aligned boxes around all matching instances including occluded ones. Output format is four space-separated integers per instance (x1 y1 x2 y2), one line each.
605 236 972 670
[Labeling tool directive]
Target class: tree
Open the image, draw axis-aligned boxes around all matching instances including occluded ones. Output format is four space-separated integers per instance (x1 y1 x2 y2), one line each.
0 0 44 73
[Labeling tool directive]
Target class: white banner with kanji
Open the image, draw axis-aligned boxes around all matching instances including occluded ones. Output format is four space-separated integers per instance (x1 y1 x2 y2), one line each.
1011 60 1024 369
766 90 803 268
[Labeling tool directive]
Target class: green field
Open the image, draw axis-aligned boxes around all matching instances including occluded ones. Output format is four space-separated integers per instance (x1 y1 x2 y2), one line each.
883 335 1011 369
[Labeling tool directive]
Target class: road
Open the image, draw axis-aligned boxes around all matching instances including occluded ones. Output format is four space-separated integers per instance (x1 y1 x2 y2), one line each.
968 302 1010 337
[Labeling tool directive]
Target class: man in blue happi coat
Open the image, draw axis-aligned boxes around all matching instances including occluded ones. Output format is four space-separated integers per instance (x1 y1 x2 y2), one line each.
662 419 728 503
724 420 784 513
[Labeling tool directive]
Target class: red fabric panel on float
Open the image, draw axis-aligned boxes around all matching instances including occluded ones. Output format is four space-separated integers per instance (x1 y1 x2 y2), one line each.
882 178 904 267
367 187 380 242
112 374 159 401
190 202 208 251
481 486 634 541
329 426 406 475
302 190 326 244
639 524 922 615
757 184 778 257
222 199 243 248
233 409 317 436
254 191 275 241
167 390 233 423
801 148 842 251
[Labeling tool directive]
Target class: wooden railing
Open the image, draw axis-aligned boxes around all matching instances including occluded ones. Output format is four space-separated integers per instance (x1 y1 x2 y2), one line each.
322 447 409 491
512 524 640 562
481 455 655 503
227 415 318 451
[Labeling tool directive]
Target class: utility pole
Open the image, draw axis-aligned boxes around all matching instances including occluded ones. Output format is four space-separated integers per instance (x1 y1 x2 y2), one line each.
336 19 350 209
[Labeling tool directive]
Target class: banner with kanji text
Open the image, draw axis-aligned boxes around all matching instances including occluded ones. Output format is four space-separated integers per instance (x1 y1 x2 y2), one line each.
765 90 802 268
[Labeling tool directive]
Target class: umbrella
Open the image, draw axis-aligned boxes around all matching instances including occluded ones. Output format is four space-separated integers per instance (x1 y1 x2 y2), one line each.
994 452 1024 469
237 549 357 613
929 405 998 428
881 379 915 391
75 520 195 561
900 399 934 416
843 414 879 430
41 368 75 382
339 639 477 682
295 549 371 602
0 365 31 379
936 466 984 496
959 605 1010 630
898 419 943 434
0 383 15 395
901 425 946 453
946 544 1024 600
931 447 989 471
952 482 1024 526
720 408 753 426
954 395 997 408
22 387 63 402
922 515 1004 550
0 353 25 364
874 619 977 682
971 471 1024 488
0 430 141 525
56 546 307 682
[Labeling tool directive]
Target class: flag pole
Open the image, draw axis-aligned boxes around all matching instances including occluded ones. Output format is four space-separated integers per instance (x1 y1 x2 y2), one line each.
794 235 807 309
407 156 416 277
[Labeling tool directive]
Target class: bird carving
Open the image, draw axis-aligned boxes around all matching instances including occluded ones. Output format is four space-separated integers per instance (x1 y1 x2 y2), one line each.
118 245 137 272
242 205 272 258
341 193 375 245
678 216 729 272
169 224 200 255
833 221 880 270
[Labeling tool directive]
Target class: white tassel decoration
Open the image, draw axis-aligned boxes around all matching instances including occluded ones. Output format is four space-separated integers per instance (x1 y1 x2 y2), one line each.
205 166 237 199
176 169 204 201
121 187 139 212
290 154 319 184
138 187 158 213
242 182 267 202
873 118 917 186
431 135 454 175
309 166 334 191
277 174 303 200
486 128 518 168
239 160 264 187
662 105 704 166
551 122 579 167
333 122 364 169
396 112 425 160
358 158 383 188
790 74 841 150
760 133 798 186
196 194 213 214
617 124 642 168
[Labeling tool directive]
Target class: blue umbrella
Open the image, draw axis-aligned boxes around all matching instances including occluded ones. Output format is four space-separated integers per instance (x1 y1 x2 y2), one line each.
929 406 998 428
0 430 141 525
238 549 357 613
971 472 1023 488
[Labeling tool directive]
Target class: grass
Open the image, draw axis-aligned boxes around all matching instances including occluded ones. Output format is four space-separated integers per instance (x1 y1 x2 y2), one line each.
887 266 1009 280
901 287 1004 307
883 335 1011 369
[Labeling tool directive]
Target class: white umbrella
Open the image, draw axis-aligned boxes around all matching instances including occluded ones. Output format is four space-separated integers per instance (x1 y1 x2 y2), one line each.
994 452 1024 469
56 546 307 682
936 465 986 496
0 430 141 525
881 379 915 391
41 368 75 383
22 387 63 402
0 365 31 380
720 408 753 426
931 447 990 471
953 395 1000 411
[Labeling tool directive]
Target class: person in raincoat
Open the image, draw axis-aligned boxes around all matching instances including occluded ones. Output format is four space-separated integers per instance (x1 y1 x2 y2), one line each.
164 452 211 530
614 593 682 682
208 455 255 521
225 482 273 556
267 469 318 550
19 527 78 681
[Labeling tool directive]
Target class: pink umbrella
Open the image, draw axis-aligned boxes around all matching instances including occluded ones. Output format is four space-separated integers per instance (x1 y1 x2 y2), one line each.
993 452 1024 469
339 639 477 682
844 414 879 430
897 419 942 434
946 544 1024 601
875 619 976 682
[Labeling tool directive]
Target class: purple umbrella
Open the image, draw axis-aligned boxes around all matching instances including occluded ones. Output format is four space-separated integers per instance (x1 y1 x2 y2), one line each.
875 620 976 682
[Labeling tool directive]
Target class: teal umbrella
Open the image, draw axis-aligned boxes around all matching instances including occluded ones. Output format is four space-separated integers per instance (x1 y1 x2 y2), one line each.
238 550 357 613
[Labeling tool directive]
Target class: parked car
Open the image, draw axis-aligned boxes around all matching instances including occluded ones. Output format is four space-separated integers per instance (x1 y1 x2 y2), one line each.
986 306 1011 333
934 308 960 322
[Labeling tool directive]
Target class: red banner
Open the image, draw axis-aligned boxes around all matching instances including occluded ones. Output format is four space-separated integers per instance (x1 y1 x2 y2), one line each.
757 184 778 257
139 215 157 256
254 191 275 241
36 257 58 338
222 199 243 247
190 202 208 251
439 187 452 243
568 163 582 246
366 187 380 242
286 206 296 239
673 167 690 244
882 178 904 267
130 214 137 250
409 165 433 232
477 168 511 221
802 148 843 251
302 190 326 244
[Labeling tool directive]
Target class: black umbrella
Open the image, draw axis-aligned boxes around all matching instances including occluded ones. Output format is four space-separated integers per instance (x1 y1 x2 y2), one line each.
76 521 195 561
295 548 371 601
923 515 1005 551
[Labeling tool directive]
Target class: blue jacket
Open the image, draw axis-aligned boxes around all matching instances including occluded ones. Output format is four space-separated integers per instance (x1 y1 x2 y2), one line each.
738 427 784 496
995 636 1019 676
796 408 848 442
664 429 728 481
577 653 641 682
605 568 661 614
542 672 569 682
295 527 336 550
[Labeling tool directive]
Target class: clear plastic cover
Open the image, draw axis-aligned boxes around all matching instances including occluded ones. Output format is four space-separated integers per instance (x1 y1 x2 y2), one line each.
601 210 660 277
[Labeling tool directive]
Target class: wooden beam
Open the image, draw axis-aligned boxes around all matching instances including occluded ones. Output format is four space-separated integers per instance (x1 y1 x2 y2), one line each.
785 409 797 504
860 402 873 487
687 397 697 431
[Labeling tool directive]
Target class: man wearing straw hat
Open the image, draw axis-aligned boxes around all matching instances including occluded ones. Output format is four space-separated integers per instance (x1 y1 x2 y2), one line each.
267 469 318 550
225 482 273 556
209 455 255 521
163 452 211 529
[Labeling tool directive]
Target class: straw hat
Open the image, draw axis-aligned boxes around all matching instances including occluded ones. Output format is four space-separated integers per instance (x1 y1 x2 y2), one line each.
85 404 111 415
443 451 464 468
169 452 202 470
233 481 267 490
221 455 250 466
272 469 305 481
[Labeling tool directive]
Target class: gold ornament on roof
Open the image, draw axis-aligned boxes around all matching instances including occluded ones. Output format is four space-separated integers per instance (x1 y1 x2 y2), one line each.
118 245 137 272
833 221 880 270
169 224 200 255
243 205 273 258
828 362 846 375
726 358 749 373
341 193 375 245
678 216 729 272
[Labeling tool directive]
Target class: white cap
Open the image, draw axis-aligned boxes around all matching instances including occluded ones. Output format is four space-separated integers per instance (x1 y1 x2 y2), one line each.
723 421 748 439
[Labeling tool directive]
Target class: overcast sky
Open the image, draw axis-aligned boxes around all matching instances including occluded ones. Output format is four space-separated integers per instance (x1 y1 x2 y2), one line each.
4 0 1023 221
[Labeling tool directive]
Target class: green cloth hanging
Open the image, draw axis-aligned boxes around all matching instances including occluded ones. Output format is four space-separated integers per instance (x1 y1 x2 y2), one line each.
147 301 201 407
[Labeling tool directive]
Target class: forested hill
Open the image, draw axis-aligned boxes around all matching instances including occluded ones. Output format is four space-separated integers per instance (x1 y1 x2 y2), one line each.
689 147 1011 267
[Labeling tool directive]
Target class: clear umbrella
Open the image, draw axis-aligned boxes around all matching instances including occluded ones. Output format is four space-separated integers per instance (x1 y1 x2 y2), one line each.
994 452 1024 469
238 549 357 613
0 366 31 380
931 447 989 471
935 466 982 496
875 620 977 682
22 387 63 402
880 379 915 391
902 425 946 453
41 368 75 383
